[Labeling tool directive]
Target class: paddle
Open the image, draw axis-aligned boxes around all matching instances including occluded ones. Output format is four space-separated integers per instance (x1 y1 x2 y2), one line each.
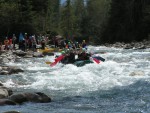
50 55 65 67
45 61 52 64
92 57 100 64
92 56 105 62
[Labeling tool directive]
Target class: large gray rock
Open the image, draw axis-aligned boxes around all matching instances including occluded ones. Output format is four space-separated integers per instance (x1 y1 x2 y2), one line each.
0 99 16 106
0 66 24 75
9 93 28 104
9 92 51 104
0 86 13 99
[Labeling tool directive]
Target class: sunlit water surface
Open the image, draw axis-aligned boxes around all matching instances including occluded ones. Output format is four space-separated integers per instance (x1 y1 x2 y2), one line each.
0 46 150 113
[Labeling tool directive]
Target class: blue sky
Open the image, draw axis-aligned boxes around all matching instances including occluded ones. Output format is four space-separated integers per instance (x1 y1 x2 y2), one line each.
61 0 66 4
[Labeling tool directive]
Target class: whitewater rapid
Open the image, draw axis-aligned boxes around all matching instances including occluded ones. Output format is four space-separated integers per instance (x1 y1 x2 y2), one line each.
1 46 150 113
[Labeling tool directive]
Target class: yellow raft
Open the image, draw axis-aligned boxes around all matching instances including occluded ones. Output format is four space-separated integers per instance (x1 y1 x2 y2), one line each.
37 47 62 53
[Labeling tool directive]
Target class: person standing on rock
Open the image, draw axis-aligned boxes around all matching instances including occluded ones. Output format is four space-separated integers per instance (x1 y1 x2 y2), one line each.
0 42 3 51
12 34 16 49
4 37 9 50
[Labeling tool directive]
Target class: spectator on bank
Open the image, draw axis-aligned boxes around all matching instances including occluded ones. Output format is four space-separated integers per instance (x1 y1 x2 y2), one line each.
4 37 9 50
12 34 16 49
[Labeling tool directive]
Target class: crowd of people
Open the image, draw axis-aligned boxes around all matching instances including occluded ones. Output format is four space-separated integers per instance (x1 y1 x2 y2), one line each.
0 33 90 64
0 33 49 52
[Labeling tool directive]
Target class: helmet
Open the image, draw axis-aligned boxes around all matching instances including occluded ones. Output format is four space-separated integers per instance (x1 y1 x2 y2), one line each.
82 48 86 52
61 51 65 54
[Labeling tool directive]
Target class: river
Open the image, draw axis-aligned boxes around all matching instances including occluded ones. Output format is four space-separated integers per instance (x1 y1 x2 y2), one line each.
0 46 150 113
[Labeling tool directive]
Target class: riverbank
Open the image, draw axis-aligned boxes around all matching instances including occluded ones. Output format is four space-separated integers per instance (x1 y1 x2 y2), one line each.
102 39 150 49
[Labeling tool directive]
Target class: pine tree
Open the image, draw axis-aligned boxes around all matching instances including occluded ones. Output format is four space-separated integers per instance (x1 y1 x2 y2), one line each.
72 0 86 37
60 0 74 39
46 0 60 34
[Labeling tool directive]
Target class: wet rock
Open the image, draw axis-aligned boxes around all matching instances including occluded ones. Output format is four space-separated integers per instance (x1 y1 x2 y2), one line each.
129 71 145 76
24 92 51 103
0 67 2 71
0 70 9 75
0 82 3 86
0 66 24 75
124 44 133 49
13 50 27 57
8 66 24 74
9 92 51 104
9 93 28 104
0 86 13 99
0 99 16 106
2 58 9 63
33 52 44 57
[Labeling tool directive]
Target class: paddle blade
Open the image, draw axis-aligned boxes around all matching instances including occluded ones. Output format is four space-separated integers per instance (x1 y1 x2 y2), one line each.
50 62 57 67
92 58 100 64
45 62 52 64
92 56 105 62
50 55 65 67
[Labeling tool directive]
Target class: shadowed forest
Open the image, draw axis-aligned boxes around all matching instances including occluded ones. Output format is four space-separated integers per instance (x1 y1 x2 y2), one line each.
0 0 150 44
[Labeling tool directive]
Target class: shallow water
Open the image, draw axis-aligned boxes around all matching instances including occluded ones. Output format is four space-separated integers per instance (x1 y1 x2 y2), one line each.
0 46 150 113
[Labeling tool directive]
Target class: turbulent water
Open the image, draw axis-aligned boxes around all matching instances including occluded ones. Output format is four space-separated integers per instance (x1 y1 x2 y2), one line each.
0 46 150 113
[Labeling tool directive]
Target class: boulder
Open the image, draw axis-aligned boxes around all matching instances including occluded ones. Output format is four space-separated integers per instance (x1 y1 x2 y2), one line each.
9 92 51 104
0 66 24 75
9 93 28 104
0 71 9 75
24 92 51 103
0 86 13 99
0 99 16 106
8 66 24 74
13 50 27 57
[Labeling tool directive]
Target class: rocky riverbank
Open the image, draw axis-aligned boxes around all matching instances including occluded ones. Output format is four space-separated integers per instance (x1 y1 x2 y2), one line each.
0 50 52 109
0 82 51 106
102 39 150 49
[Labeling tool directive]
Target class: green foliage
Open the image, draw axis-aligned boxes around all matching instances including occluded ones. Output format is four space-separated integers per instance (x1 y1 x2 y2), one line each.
60 0 75 38
101 0 150 43
0 0 150 44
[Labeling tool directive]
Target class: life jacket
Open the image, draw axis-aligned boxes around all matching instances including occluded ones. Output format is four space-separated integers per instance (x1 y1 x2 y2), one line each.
4 39 9 45
65 44 68 48
9 39 12 45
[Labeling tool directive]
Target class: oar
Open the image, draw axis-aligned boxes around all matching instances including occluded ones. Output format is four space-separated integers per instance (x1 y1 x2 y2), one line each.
92 57 100 64
50 55 65 67
92 56 105 62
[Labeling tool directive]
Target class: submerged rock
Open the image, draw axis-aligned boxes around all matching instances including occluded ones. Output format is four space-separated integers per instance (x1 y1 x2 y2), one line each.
129 71 145 76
